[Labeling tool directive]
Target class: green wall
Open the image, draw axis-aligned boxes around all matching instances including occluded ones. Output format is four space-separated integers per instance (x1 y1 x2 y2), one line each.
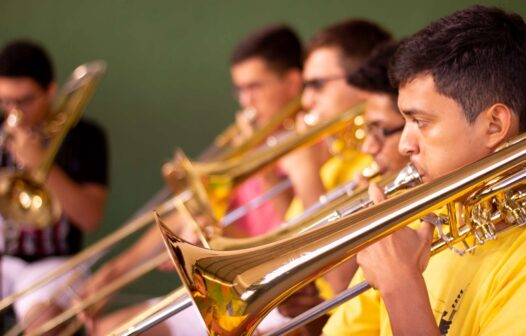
1 0 525 303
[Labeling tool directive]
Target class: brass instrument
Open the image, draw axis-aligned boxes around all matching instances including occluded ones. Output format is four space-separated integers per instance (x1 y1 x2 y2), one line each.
199 98 300 161
0 97 302 319
26 103 367 336
160 102 367 230
206 163 388 250
109 287 190 336
0 61 106 229
159 134 526 335
107 163 419 336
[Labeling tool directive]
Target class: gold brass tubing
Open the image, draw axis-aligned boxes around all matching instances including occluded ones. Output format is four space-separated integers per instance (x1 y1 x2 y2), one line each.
160 134 526 335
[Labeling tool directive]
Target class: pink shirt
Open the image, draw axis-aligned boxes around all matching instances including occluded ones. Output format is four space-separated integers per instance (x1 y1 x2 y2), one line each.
227 174 285 236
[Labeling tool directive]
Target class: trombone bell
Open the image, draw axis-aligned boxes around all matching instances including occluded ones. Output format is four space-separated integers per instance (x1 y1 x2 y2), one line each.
0 170 60 229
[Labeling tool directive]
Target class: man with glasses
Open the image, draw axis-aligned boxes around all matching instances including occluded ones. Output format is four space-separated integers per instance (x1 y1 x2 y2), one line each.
349 42 408 179
281 19 392 298
274 19 393 335
0 40 109 333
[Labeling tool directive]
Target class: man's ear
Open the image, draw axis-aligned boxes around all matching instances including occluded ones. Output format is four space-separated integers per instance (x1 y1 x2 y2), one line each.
46 81 58 99
283 69 303 95
482 103 518 149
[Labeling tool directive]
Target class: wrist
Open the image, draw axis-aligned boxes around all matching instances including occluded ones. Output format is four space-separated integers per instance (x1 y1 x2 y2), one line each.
380 270 426 302
380 271 438 336
107 257 130 278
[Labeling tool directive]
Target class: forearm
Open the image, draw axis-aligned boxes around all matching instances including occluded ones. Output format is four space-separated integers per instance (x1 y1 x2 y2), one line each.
278 142 329 211
109 225 166 276
46 165 107 232
290 170 326 209
381 273 438 336
323 257 358 294
101 211 188 277
259 170 294 219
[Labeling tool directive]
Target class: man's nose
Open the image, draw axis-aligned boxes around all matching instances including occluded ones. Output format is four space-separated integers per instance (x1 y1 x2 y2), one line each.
361 133 381 156
398 124 418 156
238 88 257 109
301 89 316 112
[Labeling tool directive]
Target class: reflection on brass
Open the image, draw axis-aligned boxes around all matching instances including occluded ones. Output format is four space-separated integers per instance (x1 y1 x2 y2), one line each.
24 102 368 336
160 133 526 335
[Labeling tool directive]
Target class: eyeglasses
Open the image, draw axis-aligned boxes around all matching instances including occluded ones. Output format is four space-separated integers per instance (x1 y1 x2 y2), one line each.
302 75 346 91
0 92 42 111
366 124 405 143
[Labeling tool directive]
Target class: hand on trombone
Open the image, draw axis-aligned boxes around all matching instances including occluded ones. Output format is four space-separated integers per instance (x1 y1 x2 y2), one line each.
356 182 437 334
357 183 435 290
232 107 257 146
74 210 203 324
3 119 46 169
279 111 329 209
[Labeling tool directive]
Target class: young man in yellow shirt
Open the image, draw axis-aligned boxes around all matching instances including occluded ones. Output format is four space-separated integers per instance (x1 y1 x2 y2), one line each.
323 5 526 335
277 21 402 335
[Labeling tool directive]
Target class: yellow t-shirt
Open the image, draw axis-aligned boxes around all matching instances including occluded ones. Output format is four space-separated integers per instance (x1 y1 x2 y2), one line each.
323 226 526 336
283 148 371 301
285 148 372 221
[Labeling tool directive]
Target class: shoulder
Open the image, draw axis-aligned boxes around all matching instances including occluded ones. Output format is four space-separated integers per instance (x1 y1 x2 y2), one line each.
69 118 106 137
64 118 108 147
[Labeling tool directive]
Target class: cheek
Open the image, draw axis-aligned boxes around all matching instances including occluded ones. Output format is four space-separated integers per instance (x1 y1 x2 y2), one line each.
424 136 475 180
384 139 402 160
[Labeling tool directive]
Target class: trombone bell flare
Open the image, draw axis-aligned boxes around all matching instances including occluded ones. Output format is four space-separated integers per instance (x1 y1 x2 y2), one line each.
0 170 61 229
155 213 211 333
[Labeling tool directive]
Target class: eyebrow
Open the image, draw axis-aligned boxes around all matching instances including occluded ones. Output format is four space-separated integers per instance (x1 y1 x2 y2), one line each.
365 120 383 129
400 108 429 117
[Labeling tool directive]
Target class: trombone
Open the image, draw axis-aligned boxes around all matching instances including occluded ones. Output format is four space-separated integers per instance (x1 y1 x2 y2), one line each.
0 98 301 336
0 97 301 314
0 61 107 229
24 103 367 336
158 133 526 335
108 162 420 336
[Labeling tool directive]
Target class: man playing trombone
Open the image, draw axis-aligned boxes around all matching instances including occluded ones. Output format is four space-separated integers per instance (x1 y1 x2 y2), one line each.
78 24 304 335
323 5 526 335
278 34 409 336
0 40 109 333
282 19 392 297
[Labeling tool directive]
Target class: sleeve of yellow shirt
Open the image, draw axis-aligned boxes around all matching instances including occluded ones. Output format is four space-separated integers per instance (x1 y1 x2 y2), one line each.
285 149 371 221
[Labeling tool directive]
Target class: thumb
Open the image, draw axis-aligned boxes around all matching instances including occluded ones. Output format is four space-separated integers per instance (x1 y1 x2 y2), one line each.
416 221 435 272
417 220 435 246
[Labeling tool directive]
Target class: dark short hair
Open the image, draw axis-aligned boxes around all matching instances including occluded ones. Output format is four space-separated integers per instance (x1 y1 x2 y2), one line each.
230 24 303 74
347 41 399 97
390 5 526 131
306 19 392 74
0 40 54 89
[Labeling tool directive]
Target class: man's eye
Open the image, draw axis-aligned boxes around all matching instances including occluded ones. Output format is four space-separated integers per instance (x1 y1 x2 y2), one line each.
303 80 324 91
414 119 425 128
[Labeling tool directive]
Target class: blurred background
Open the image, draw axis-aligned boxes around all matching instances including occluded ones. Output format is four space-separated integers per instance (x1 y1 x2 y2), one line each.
1 0 524 307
